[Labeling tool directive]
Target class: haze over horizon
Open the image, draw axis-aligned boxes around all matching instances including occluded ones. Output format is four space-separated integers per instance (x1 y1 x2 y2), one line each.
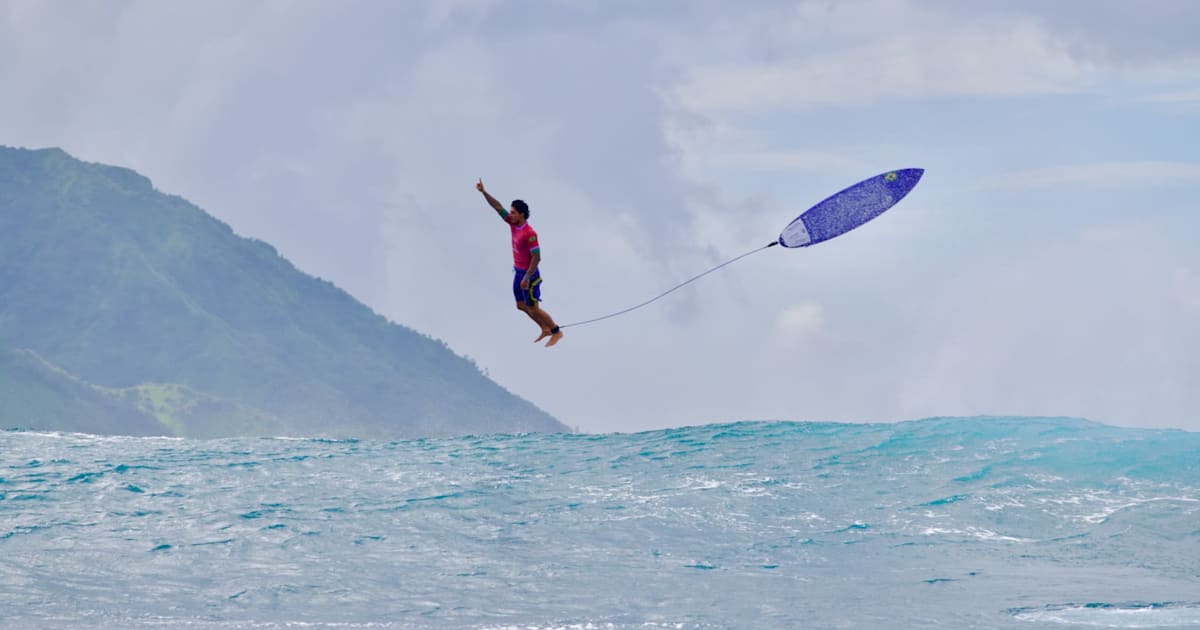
2 0 1197 433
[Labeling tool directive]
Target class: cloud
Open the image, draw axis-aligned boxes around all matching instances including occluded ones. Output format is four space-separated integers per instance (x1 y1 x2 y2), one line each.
423 0 497 28
968 0 1200 63
1173 267 1200 315
664 116 857 177
668 14 1092 113
975 161 1200 191
773 302 826 344
1145 88 1200 104
898 223 1200 427
1140 88 1200 112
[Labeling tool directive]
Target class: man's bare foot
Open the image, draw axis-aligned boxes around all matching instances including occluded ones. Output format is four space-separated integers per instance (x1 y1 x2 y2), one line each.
544 331 564 347
534 329 552 343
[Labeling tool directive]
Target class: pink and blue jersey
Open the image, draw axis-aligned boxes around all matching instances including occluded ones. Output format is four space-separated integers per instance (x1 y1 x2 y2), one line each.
510 221 543 306
511 222 540 270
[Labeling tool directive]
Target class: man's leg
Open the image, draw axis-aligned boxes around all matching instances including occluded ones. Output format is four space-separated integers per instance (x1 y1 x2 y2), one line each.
529 305 563 347
517 302 538 324
533 308 558 342
519 303 551 340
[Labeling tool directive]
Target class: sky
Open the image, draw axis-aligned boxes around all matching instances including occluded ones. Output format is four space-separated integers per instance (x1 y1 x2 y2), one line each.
1 0 1198 433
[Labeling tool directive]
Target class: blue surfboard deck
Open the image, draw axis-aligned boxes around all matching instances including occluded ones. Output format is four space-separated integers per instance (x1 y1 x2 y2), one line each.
778 168 924 248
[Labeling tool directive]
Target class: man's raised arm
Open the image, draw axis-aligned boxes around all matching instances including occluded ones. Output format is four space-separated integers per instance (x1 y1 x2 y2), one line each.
476 178 508 220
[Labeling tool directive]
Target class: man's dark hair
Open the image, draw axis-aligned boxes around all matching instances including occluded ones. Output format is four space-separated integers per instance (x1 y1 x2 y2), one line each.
511 199 530 218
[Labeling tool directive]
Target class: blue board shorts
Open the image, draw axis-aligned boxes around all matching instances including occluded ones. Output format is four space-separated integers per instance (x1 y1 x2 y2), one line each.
513 267 542 307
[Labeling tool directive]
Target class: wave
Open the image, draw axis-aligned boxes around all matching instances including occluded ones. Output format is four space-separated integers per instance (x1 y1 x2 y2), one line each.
2 416 1197 628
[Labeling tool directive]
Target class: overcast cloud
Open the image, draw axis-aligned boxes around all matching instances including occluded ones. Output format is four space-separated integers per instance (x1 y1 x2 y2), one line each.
2 0 1197 432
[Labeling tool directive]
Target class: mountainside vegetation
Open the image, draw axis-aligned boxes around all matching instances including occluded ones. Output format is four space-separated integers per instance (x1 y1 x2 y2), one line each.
0 146 565 438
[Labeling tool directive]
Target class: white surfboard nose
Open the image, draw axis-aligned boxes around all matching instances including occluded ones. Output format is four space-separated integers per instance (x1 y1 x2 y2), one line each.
778 218 812 248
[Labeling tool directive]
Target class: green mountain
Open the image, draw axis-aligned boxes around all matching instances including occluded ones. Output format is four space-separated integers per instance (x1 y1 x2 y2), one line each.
0 146 567 438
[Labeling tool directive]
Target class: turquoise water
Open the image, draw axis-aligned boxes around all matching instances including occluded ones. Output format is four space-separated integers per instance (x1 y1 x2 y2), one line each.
2 417 1198 628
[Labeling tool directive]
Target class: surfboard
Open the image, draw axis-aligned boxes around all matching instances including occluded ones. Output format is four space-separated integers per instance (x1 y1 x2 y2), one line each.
778 168 924 248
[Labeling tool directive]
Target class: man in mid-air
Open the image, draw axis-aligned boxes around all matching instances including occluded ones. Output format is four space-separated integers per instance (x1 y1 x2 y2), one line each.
476 179 563 347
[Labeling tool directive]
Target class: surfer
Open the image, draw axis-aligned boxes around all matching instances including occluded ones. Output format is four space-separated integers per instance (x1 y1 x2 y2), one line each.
476 179 563 347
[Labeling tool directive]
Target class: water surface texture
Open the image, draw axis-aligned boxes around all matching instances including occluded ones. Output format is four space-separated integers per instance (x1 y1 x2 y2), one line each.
2 417 1198 628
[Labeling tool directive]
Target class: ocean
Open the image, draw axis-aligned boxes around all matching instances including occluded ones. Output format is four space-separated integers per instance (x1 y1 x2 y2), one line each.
2 417 1198 629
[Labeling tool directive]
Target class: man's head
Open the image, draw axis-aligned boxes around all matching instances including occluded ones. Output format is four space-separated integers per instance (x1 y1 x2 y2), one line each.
508 199 529 225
